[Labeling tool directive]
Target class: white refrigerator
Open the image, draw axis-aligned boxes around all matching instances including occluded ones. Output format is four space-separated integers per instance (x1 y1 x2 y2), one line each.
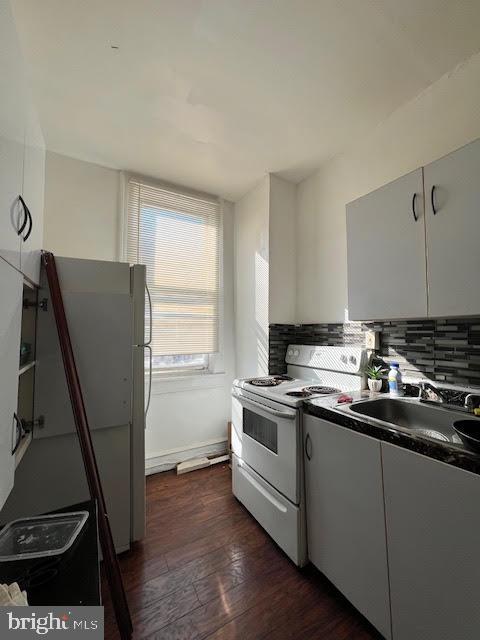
1 256 147 552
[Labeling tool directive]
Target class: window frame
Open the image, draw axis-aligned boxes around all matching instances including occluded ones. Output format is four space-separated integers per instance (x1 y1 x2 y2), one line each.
120 172 225 380
149 353 210 377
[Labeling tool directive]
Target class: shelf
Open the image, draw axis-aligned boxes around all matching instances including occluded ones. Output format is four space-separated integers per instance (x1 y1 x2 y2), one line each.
19 360 36 376
23 277 38 291
15 431 32 468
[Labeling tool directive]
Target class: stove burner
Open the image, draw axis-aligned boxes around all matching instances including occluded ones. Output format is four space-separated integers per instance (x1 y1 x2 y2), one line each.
249 377 283 387
304 385 341 395
286 390 312 398
248 374 294 387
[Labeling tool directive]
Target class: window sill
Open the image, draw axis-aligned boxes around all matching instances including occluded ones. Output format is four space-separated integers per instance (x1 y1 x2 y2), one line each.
151 371 229 395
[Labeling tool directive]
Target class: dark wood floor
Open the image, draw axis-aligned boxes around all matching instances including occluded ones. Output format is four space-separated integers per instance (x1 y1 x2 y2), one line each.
103 464 381 640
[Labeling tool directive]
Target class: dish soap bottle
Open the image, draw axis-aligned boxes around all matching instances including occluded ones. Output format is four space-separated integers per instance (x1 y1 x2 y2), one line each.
388 362 404 397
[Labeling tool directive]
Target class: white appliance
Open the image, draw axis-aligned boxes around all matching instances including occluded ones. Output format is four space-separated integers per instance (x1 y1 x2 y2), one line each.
231 345 367 566
0 257 148 552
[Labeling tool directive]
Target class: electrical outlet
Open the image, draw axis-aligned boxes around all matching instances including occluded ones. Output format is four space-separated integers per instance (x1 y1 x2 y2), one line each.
365 330 379 350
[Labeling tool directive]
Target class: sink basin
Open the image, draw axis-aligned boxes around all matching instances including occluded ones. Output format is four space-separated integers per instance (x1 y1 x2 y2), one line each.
347 397 465 444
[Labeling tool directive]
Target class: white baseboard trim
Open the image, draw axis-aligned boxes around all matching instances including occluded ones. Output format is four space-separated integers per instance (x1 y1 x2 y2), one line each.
145 439 228 475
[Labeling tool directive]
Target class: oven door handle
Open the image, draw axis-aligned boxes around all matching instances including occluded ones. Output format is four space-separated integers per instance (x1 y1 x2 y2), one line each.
237 460 287 512
232 390 296 419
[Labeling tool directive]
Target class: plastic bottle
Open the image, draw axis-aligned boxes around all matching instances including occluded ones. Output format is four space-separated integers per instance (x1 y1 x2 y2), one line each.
388 362 404 397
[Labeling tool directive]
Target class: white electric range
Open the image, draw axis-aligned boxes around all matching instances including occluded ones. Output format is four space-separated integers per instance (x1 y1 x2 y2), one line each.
231 344 368 566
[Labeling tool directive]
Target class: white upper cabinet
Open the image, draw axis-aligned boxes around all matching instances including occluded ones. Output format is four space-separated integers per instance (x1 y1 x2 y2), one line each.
347 168 427 320
21 104 45 285
0 2 44 284
424 138 480 318
0 1 28 271
347 137 480 320
0 258 23 511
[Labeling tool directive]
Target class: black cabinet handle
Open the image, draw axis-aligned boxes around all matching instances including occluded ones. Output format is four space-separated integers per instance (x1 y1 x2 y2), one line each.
12 413 23 454
431 185 437 215
412 193 418 221
17 195 28 236
23 205 33 242
305 433 312 461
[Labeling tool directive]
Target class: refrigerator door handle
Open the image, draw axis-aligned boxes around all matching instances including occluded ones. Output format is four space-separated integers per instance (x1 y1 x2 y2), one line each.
145 345 152 420
136 283 152 348
144 283 152 347
144 283 152 421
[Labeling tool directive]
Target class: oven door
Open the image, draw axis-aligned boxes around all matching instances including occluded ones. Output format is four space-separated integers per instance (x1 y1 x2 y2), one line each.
231 388 299 504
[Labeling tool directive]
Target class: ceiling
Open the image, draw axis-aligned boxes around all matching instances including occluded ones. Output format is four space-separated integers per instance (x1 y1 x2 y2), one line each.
12 0 480 200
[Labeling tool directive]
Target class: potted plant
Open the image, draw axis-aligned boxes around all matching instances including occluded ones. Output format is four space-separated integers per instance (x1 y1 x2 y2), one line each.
365 364 387 393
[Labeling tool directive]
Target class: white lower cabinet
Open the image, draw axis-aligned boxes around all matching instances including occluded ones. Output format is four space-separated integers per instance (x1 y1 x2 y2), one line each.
382 443 480 640
303 415 391 639
0 258 23 510
305 416 480 640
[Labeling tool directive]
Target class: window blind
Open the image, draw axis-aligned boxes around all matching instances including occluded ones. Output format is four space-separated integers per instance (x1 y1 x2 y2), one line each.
126 178 221 358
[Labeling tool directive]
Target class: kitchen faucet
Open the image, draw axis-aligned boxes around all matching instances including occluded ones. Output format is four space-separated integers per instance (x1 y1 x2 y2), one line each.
464 393 480 413
420 381 451 404
419 381 479 413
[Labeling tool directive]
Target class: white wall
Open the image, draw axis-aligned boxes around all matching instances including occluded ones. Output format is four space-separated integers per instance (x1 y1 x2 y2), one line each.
234 174 297 376
43 152 236 468
234 176 270 378
269 175 296 324
43 151 120 261
297 51 480 323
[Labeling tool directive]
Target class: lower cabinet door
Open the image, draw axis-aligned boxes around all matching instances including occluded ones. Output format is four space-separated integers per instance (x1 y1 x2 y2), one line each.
0 258 23 510
304 415 391 639
382 443 480 640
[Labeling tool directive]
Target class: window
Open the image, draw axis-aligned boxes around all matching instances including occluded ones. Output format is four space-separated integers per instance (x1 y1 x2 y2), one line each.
126 177 221 374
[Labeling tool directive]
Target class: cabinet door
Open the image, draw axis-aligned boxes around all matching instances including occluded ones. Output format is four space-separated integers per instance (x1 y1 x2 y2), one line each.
382 443 480 640
0 1 28 271
21 104 45 285
346 168 427 320
0 258 23 511
34 257 133 439
424 138 480 317
304 415 391 639
1 426 132 553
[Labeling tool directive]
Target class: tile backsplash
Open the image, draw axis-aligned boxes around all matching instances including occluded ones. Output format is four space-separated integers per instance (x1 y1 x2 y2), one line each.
269 319 480 387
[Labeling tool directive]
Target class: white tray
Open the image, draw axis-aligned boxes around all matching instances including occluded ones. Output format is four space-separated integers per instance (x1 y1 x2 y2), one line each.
0 511 89 561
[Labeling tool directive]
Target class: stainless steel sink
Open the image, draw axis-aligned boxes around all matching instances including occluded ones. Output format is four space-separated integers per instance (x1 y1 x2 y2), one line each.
345 397 465 444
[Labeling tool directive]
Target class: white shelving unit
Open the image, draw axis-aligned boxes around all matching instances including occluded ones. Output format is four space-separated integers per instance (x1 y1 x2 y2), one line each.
19 360 36 377
13 281 40 472
0 1 44 512
14 431 32 468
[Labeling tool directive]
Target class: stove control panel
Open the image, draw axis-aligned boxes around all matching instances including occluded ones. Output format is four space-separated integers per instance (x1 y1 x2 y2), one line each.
285 345 367 373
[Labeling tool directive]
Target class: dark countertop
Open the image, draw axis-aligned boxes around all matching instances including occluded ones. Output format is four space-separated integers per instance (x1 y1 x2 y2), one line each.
304 392 480 475
0 500 100 606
